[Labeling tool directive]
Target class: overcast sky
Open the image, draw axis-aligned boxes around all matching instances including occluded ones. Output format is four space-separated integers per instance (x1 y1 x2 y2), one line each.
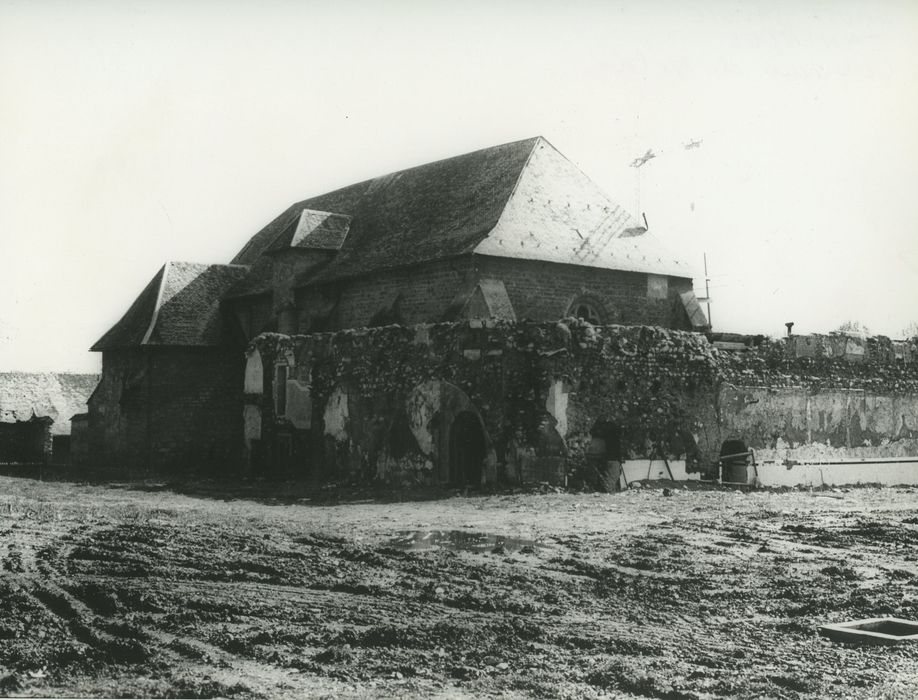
2 0 917 373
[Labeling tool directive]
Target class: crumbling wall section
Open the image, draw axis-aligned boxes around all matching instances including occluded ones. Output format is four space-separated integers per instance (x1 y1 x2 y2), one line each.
249 321 722 485
717 335 918 466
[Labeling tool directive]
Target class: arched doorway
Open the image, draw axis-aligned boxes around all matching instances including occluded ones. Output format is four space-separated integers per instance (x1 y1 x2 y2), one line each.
587 420 623 491
719 439 750 483
448 411 486 487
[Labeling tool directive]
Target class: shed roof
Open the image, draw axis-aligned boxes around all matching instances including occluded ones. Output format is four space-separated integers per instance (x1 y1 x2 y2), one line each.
0 373 100 435
92 262 250 350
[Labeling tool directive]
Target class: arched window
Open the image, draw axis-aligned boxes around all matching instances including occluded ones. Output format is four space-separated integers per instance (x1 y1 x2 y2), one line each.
567 298 604 325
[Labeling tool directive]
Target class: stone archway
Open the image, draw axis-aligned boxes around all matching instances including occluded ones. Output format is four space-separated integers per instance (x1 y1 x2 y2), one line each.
448 411 486 487
405 380 494 485
587 419 623 491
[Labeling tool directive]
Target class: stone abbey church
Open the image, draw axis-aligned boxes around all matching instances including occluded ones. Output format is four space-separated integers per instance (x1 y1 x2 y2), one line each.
87 136 918 489
87 137 709 480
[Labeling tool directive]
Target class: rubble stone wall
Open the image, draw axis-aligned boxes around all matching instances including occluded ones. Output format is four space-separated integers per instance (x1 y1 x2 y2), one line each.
716 334 918 476
249 324 918 486
248 321 722 485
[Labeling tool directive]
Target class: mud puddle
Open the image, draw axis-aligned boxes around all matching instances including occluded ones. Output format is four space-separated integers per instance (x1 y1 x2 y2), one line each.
389 530 544 553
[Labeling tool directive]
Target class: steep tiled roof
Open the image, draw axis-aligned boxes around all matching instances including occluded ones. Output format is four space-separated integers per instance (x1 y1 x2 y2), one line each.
0 373 99 435
92 262 250 350
474 139 693 277
231 137 541 282
222 257 277 301
91 266 164 349
230 137 692 292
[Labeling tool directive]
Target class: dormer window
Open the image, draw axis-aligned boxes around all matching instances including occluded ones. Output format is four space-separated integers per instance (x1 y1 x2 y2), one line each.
291 209 351 250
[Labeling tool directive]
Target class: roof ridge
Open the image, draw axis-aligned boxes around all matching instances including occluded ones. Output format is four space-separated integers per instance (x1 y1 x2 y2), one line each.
478 137 543 255
141 262 170 345
167 260 251 269
300 136 543 211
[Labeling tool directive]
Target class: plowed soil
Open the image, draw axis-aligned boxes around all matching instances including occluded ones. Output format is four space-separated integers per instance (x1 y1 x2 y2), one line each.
2 476 918 698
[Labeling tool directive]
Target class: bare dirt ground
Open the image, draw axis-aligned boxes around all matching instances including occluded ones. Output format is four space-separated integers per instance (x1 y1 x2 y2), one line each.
2 476 918 698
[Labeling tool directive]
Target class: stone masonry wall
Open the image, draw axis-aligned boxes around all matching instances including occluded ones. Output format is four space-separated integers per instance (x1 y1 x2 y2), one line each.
303 255 695 333
249 324 918 487
325 257 477 330
88 348 243 475
716 335 918 466
475 256 693 329
249 321 721 486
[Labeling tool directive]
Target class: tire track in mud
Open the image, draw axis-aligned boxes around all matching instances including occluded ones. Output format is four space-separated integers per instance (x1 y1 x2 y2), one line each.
1 522 52 575
13 539 153 667
675 513 918 581
17 574 282 697
4 523 273 697
9 487 918 698
0 513 150 684
142 628 297 696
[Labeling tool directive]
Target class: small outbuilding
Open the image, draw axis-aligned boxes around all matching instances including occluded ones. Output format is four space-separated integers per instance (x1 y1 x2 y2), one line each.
0 373 100 464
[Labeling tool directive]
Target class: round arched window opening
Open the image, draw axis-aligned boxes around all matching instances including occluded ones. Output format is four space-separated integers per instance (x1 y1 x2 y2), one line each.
571 302 602 325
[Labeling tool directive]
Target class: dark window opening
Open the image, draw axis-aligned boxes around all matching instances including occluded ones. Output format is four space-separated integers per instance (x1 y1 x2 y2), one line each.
275 365 288 417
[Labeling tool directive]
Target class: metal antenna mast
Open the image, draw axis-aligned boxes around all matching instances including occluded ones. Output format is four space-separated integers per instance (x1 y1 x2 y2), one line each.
703 252 712 329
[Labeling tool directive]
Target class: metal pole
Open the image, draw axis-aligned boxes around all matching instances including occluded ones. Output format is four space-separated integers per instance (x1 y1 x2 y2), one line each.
704 252 712 329
635 166 641 220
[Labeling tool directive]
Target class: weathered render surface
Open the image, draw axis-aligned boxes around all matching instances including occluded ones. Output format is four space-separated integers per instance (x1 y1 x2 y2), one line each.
246 323 918 488
717 334 918 485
